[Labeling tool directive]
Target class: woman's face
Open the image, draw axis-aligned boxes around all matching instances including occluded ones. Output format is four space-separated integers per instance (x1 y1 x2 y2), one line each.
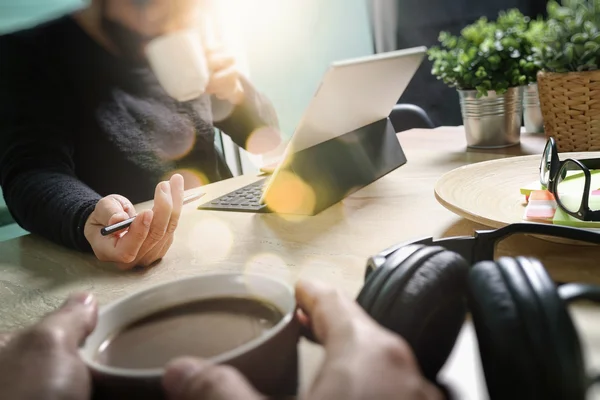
100 0 203 60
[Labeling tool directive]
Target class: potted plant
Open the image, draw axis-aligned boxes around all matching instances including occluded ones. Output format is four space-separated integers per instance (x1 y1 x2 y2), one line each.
428 9 539 148
536 0 600 152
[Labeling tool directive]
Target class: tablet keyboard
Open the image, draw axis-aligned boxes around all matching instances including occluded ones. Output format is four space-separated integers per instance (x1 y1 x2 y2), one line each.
197 178 270 213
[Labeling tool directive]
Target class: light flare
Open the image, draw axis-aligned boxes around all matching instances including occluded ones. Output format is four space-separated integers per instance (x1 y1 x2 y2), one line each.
164 169 210 189
245 127 283 155
263 170 316 217
187 217 234 263
156 125 197 161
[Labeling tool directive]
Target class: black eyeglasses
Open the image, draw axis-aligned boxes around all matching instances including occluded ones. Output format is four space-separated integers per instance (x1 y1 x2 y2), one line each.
539 137 600 221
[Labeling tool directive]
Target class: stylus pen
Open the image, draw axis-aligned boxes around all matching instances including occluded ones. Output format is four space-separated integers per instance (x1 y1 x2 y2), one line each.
100 192 205 236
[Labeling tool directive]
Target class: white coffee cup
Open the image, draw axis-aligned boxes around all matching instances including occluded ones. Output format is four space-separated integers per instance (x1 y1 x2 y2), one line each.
145 29 211 102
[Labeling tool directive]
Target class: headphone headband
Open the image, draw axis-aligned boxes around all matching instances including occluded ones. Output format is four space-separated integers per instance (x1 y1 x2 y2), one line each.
558 283 600 304
366 223 600 279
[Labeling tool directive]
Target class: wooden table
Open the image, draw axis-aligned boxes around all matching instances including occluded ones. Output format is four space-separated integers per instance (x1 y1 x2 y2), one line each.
1 126 600 399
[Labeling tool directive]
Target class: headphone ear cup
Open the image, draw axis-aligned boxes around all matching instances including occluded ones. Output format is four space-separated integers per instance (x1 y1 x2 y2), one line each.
360 246 469 382
467 258 540 400
467 257 587 400
357 244 427 314
385 249 469 381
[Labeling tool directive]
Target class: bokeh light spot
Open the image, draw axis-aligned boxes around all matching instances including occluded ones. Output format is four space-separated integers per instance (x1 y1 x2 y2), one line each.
187 217 234 263
164 169 210 190
212 100 235 122
263 171 316 216
155 125 197 161
245 127 283 155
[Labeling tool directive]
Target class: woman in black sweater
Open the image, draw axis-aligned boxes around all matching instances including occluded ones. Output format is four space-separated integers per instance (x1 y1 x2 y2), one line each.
0 0 280 269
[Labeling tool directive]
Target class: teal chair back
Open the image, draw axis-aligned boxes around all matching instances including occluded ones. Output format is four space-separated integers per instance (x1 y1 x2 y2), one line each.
0 188 13 226
0 188 28 241
0 0 83 34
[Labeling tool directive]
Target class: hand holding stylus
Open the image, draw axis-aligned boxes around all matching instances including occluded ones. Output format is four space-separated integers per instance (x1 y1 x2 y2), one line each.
100 191 204 236
83 174 193 270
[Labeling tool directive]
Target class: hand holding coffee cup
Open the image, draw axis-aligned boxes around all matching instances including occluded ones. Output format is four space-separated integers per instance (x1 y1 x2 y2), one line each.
80 273 299 399
155 279 444 400
293 280 444 400
0 279 442 400
145 30 244 104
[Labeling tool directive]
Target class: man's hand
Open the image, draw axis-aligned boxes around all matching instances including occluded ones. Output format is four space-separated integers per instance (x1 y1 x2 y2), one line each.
161 280 443 400
84 174 184 270
0 293 98 400
162 357 264 400
205 46 244 105
294 279 443 400
0 333 12 349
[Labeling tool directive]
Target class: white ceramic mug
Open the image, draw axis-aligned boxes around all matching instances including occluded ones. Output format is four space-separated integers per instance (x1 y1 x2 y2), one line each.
80 273 300 400
145 29 211 102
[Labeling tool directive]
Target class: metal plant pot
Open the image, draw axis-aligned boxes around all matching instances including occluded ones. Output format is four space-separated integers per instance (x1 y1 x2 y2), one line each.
458 86 524 148
523 83 544 134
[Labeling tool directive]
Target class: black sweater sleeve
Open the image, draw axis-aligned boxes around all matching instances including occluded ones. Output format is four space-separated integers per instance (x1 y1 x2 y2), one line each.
0 34 101 252
212 75 280 150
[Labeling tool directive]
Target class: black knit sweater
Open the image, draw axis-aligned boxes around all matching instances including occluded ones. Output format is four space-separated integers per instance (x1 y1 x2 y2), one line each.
0 16 278 251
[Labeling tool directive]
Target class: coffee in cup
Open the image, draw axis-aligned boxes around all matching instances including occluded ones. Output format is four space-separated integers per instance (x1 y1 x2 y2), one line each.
80 273 299 400
95 296 284 369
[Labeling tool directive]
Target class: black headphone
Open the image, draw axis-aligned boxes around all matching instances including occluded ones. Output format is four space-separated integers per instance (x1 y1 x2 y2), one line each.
356 223 600 400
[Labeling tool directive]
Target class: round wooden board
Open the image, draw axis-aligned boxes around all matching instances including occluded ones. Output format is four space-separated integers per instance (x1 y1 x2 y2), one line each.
434 151 600 242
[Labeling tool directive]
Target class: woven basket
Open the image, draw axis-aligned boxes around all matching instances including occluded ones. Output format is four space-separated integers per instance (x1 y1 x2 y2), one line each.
537 70 600 152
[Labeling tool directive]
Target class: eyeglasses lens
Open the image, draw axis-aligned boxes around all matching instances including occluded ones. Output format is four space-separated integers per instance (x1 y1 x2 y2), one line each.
540 141 552 187
556 160 585 214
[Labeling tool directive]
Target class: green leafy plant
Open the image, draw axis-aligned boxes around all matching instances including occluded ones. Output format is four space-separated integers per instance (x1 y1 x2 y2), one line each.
537 0 600 73
524 16 547 50
428 9 540 97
